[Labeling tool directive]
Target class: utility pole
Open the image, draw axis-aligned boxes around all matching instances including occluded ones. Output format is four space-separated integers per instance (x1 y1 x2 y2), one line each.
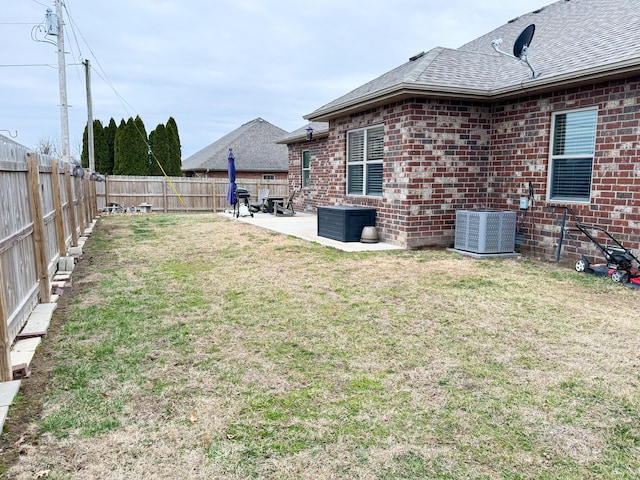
55 0 70 163
84 59 95 173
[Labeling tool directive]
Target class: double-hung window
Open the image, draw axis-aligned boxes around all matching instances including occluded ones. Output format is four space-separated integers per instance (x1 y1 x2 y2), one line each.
548 109 597 202
347 125 384 196
302 150 310 188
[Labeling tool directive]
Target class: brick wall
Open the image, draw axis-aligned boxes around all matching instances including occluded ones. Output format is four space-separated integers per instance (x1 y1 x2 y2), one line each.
292 99 492 248
490 76 640 260
290 75 640 255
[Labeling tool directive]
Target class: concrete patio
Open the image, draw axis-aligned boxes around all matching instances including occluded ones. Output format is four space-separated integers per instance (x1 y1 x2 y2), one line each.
220 211 401 252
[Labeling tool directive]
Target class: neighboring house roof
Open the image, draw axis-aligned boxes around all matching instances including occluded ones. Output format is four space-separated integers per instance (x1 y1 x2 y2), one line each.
182 117 289 172
307 0 640 121
276 121 329 145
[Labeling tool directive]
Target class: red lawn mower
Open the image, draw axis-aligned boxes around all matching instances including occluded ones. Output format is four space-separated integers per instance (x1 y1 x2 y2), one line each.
573 222 640 286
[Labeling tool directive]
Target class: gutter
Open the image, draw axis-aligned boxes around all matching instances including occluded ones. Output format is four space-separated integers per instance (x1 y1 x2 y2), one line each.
276 131 329 145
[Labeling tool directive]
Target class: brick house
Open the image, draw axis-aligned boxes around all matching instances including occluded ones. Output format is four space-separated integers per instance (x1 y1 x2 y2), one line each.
280 0 640 256
182 118 289 181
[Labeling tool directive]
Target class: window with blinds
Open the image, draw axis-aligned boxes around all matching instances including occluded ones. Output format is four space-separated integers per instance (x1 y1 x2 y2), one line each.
347 125 384 196
549 109 597 202
302 150 310 187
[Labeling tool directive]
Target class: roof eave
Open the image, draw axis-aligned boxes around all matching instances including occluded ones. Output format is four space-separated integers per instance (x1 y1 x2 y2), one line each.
304 83 490 121
276 131 330 145
305 59 640 121
489 59 640 100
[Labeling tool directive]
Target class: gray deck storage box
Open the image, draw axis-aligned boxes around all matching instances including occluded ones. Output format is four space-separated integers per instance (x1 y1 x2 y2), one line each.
317 206 375 242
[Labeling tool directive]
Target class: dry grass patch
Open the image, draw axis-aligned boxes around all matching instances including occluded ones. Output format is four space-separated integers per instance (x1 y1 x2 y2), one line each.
4 213 639 479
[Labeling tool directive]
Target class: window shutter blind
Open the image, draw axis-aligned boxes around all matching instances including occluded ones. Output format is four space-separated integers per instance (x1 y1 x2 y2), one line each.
551 157 592 199
367 126 384 161
553 110 597 155
348 164 363 194
348 131 364 163
366 164 383 196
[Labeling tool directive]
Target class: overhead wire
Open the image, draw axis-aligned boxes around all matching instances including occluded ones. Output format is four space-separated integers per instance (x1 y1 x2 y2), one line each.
60 0 184 205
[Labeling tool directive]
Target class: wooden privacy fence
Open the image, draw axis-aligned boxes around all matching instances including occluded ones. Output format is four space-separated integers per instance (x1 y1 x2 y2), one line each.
0 139 96 381
95 176 289 212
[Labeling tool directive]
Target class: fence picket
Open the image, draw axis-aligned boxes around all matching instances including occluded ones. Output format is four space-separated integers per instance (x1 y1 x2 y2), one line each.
94 176 288 213
0 138 95 377
0 135 289 379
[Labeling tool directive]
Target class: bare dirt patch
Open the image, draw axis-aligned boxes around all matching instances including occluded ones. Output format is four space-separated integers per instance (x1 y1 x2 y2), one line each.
0 250 97 476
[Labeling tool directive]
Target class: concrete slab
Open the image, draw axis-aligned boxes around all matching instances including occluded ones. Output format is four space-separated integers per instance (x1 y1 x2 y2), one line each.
17 303 57 338
10 350 34 368
57 256 75 272
0 406 8 429
11 337 41 371
447 248 522 259
12 337 41 352
0 380 21 407
221 211 402 253
0 380 21 431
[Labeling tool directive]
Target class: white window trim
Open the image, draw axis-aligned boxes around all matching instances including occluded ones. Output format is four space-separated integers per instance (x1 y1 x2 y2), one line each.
346 124 384 197
302 150 310 188
546 107 597 204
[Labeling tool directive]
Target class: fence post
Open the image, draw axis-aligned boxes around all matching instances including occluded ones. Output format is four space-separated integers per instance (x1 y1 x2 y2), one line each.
51 160 67 257
64 163 78 246
89 179 97 219
163 179 168 213
76 178 86 237
0 252 11 381
27 153 51 303
211 179 217 213
105 176 110 208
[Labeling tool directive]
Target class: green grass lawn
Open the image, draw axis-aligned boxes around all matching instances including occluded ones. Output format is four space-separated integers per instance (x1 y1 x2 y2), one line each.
4 213 639 479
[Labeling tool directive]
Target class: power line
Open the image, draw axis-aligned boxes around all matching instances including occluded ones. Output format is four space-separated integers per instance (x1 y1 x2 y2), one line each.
62 0 138 120
0 64 56 68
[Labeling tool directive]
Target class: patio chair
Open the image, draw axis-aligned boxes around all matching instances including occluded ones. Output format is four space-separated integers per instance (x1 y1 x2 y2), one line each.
273 189 298 217
249 188 269 213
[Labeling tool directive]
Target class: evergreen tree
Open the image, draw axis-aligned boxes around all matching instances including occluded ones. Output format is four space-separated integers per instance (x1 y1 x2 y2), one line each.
81 123 89 168
93 120 109 174
113 118 133 175
149 123 169 176
133 115 150 175
114 116 150 176
166 117 182 176
80 120 107 173
85 115 176 176
103 118 117 175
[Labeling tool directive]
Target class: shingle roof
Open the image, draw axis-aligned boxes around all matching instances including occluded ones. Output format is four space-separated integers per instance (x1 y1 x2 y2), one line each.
181 118 289 172
307 0 640 120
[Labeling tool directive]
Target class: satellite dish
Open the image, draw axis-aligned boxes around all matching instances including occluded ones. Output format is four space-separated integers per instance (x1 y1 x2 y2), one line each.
491 23 540 79
513 24 535 58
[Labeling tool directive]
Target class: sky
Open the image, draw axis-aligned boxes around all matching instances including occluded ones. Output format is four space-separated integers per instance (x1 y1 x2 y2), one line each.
1 0 546 160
